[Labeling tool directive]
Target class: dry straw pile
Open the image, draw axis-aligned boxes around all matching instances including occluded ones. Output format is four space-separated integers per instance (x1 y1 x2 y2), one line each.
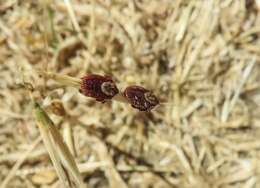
1 0 260 187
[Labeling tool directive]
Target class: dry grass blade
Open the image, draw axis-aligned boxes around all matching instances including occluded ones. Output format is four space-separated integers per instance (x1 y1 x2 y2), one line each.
33 101 85 188
63 0 88 47
0 137 41 188
63 0 82 35
2 0 260 187
36 70 81 87
221 57 256 122
92 137 129 188
63 122 76 156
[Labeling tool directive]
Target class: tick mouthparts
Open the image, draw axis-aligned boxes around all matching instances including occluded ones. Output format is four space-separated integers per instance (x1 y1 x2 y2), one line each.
144 92 159 106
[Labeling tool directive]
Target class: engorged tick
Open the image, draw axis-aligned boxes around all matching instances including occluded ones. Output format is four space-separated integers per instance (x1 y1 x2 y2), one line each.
80 74 119 102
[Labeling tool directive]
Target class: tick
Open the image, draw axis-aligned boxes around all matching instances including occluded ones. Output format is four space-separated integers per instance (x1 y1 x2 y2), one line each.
123 85 159 111
80 74 119 102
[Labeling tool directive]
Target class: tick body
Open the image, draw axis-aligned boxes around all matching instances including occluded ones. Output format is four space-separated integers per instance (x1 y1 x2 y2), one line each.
124 86 159 111
80 74 119 102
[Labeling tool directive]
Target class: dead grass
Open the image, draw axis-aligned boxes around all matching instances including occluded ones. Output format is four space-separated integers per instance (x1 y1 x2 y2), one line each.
1 0 260 187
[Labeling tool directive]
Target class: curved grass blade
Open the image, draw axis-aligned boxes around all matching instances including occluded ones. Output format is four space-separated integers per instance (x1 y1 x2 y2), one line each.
33 101 85 188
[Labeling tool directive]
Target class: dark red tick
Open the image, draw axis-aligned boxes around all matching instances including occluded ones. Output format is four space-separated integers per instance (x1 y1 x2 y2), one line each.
80 74 119 102
124 85 159 111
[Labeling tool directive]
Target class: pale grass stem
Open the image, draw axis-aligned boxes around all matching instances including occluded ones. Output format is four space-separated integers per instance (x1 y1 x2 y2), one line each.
33 101 85 188
36 70 81 87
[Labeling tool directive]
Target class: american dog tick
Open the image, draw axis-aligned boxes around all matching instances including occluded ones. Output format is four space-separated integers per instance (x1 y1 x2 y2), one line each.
80 74 119 102
124 85 159 111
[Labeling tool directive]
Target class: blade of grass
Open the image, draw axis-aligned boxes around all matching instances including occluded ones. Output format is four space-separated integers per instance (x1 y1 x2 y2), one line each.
0 137 41 188
221 57 256 122
35 70 81 87
34 102 72 188
33 101 85 188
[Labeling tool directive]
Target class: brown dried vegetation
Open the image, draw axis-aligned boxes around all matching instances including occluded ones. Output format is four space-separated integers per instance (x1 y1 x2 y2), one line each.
1 0 260 187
